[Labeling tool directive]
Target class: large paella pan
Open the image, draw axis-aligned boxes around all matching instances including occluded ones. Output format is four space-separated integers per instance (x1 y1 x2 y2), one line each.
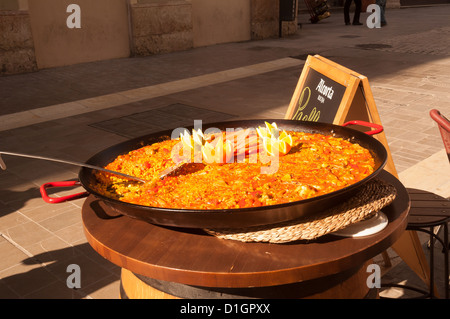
41 119 387 228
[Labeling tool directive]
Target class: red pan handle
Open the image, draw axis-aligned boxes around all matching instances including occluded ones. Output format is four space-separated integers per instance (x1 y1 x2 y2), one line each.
40 181 89 204
342 120 383 135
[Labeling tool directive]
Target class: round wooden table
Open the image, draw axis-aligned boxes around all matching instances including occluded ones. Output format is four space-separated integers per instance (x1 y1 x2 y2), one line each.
82 170 410 299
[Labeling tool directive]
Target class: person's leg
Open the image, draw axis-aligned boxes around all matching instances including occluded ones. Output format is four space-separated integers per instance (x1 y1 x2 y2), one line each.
377 0 387 25
353 0 362 25
344 0 352 24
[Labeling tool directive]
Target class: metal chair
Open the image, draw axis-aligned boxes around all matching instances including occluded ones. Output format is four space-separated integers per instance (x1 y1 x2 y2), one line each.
403 189 449 299
428 109 450 252
430 109 450 162
382 110 450 299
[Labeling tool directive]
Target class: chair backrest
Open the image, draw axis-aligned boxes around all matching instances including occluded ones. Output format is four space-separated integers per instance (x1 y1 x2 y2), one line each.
430 109 450 162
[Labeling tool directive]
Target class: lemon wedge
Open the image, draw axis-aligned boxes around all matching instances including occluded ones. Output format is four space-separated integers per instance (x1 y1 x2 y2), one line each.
180 131 193 150
201 142 215 163
256 126 271 139
278 139 291 155
202 137 233 164
262 137 291 156
192 128 205 146
264 121 279 138
258 122 293 156
279 130 293 146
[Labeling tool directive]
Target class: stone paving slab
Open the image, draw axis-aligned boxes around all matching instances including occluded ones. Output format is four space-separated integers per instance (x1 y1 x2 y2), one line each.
90 103 236 138
0 58 303 131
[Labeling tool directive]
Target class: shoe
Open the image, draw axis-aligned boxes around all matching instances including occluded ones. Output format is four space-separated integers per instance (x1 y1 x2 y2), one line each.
353 22 363 25
345 22 351 25
381 21 387 27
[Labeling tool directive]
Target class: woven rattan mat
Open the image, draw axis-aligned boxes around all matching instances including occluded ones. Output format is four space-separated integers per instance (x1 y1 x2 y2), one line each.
204 179 397 243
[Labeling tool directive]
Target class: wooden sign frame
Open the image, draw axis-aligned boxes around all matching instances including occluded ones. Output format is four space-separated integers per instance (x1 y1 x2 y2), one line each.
285 55 397 176
285 55 359 125
285 54 433 291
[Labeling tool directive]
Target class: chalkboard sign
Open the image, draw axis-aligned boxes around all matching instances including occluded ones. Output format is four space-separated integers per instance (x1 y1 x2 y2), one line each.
285 55 360 125
289 68 347 123
286 54 397 174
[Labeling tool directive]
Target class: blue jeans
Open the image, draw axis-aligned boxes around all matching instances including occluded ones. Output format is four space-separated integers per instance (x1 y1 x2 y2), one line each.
376 0 387 24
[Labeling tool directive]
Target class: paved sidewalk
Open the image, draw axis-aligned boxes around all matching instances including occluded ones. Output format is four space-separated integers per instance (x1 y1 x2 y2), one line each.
0 5 449 299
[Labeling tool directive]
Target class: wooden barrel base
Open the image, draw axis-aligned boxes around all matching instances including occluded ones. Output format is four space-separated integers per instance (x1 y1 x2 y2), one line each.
120 268 179 299
120 261 378 299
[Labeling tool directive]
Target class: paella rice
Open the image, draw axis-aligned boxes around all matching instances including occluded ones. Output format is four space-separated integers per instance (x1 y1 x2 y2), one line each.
92 130 375 210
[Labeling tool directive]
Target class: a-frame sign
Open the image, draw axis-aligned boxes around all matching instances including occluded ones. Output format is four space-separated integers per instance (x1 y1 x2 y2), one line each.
285 54 397 176
285 55 432 291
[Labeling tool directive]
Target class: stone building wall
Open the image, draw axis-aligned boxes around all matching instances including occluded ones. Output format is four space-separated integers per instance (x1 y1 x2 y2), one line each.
251 0 280 39
130 0 193 55
0 11 37 75
1 0 299 74
251 0 299 39
130 0 298 55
